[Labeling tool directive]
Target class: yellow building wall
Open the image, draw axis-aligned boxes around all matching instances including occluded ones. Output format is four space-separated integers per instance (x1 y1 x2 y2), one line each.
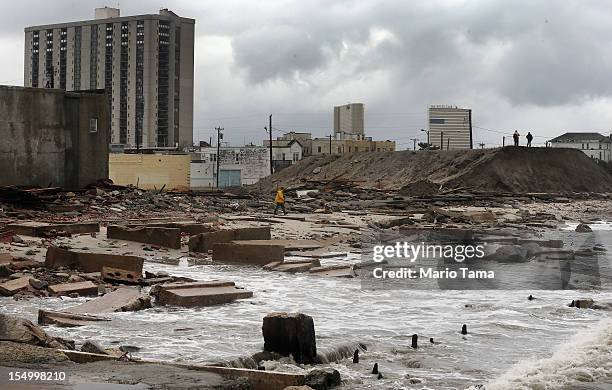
109 154 191 190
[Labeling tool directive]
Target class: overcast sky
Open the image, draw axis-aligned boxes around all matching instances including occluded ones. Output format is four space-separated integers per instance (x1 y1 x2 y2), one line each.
5 0 612 149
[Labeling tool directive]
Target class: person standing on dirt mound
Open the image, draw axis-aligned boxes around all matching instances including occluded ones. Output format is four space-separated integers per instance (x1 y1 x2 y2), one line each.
274 186 287 215
526 132 533 147
513 130 520 146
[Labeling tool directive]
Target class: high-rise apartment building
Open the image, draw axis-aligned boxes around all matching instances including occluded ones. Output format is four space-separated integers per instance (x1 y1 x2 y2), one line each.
333 103 365 140
24 7 195 148
428 105 473 150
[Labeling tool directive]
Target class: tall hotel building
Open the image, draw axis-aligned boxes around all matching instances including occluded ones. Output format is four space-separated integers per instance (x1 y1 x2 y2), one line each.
24 7 195 148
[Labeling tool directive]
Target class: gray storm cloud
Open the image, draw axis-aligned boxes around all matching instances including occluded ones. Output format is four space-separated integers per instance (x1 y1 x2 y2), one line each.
228 0 612 106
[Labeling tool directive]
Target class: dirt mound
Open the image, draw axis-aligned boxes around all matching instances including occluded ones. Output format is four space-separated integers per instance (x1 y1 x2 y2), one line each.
399 179 440 197
254 147 612 194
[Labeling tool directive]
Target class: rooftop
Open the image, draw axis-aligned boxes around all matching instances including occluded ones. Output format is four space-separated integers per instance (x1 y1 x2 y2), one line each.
549 132 611 143
25 8 194 31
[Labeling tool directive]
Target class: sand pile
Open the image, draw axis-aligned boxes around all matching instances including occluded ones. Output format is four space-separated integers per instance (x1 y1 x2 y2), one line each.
254 147 612 194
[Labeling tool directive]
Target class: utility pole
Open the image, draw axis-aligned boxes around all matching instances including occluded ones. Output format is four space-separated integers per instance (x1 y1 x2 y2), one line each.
136 126 140 154
215 126 223 189
269 115 273 175
410 138 418 151
502 136 505 147
329 134 332 154
479 142 485 149
441 131 444 150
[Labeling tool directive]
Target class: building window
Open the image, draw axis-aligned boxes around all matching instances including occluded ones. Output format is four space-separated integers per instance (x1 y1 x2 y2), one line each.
293 152 299 162
31 30 40 87
429 118 445 124
317 146 321 153
157 20 170 146
119 21 128 144
89 118 98 133
74 26 81 90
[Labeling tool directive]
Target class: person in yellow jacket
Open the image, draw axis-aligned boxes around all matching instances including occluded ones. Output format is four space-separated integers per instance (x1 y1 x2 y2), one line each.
274 187 287 215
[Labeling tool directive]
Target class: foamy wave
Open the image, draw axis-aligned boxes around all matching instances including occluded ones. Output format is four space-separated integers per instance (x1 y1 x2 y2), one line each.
481 319 612 390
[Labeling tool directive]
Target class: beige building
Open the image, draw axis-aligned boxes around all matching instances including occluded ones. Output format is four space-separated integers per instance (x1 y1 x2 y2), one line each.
428 105 473 150
310 138 395 155
109 153 191 190
334 103 365 140
24 7 195 149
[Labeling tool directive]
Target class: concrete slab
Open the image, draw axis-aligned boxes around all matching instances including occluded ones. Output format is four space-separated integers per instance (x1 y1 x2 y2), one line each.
157 281 253 308
135 221 215 235
107 225 181 249
60 349 120 363
212 242 284 266
45 247 144 273
188 226 271 252
0 252 13 265
309 265 357 278
37 309 110 327
194 366 305 390
6 221 99 237
233 239 322 251
0 276 32 296
290 251 347 259
48 281 99 296
263 260 320 273
69 287 150 314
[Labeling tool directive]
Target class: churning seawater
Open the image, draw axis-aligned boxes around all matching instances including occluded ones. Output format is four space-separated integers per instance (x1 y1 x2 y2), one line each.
1 250 611 389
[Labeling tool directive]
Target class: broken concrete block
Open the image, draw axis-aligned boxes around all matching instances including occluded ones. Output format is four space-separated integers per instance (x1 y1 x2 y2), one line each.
138 221 215 235
37 310 110 327
188 226 271 252
0 276 32 296
156 281 253 308
262 312 317 364
45 247 143 273
69 287 151 314
0 252 13 265
5 258 40 271
212 242 284 266
107 225 181 249
233 239 322 251
195 366 306 390
6 221 99 237
1 313 75 349
101 266 144 285
48 281 99 297
264 260 320 273
309 265 357 278
60 349 120 363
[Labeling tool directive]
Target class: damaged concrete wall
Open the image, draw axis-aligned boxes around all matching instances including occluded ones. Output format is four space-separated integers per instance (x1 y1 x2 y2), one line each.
0 86 109 188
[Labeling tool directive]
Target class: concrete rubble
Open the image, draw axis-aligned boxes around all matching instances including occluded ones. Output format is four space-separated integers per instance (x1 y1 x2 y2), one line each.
0 153 611 389
188 226 272 252
212 241 285 265
107 225 182 249
152 280 253 308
